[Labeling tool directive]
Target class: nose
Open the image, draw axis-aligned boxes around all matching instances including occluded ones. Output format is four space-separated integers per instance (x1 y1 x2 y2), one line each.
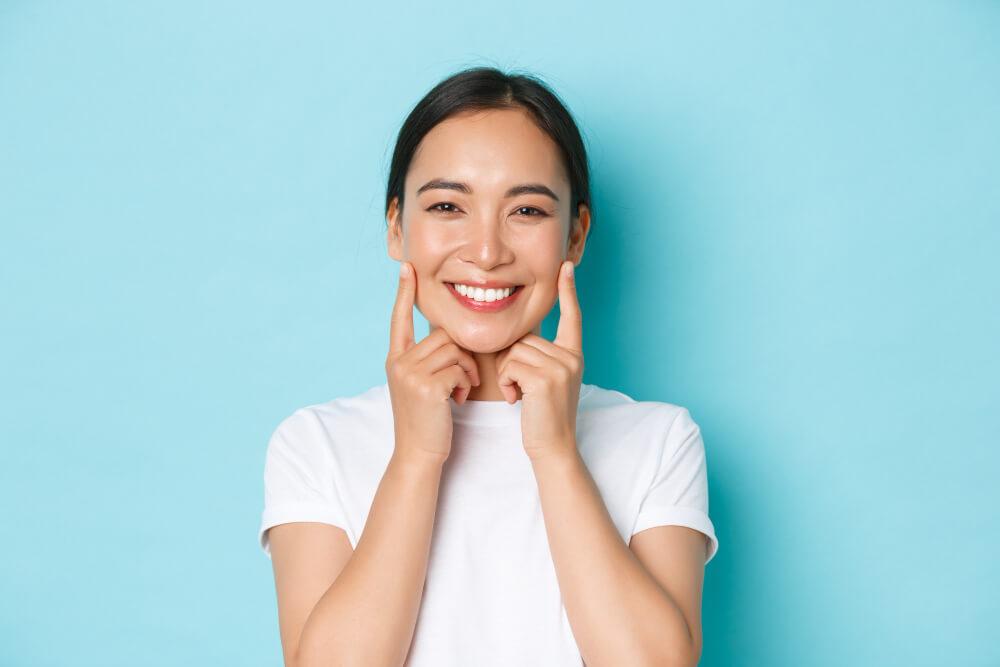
458 217 515 269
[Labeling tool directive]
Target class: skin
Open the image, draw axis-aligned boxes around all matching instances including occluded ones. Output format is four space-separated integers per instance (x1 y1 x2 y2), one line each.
384 108 707 664
386 106 591 409
266 104 706 667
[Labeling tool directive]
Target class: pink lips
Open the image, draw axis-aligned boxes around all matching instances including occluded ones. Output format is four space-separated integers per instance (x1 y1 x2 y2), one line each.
446 282 524 312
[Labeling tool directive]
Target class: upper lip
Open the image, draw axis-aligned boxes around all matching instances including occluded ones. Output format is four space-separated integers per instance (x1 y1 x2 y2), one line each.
447 279 522 289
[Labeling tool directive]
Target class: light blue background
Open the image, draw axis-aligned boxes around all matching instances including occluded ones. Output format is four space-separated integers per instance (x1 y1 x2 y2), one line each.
2 2 997 665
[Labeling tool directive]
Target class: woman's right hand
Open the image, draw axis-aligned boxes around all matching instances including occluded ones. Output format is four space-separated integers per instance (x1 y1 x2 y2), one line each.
385 261 481 464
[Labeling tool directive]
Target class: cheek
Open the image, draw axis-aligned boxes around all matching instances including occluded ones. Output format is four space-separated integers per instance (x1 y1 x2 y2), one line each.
519 227 565 262
524 224 566 258
406 217 454 252
526 262 566 298
538 283 560 309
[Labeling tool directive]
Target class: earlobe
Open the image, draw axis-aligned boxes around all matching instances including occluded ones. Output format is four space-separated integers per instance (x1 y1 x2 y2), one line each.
386 225 401 261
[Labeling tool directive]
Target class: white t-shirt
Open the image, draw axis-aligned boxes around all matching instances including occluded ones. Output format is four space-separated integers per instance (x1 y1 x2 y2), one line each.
258 382 719 666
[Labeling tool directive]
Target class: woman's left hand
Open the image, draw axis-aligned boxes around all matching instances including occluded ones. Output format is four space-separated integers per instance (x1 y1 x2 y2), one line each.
496 260 584 462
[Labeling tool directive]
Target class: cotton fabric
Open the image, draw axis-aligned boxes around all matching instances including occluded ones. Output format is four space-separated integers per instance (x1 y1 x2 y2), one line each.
259 382 718 666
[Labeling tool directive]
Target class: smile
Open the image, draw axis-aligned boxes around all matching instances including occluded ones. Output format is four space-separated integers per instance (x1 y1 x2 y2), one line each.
446 282 524 312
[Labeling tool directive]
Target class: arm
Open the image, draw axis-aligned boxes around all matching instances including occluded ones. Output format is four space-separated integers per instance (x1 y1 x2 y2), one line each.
530 447 703 667
270 450 445 667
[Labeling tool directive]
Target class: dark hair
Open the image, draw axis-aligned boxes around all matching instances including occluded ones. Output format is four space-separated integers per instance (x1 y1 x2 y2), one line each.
384 66 593 238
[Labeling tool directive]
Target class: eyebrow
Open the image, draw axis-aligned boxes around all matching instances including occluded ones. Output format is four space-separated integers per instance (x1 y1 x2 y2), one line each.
416 178 560 202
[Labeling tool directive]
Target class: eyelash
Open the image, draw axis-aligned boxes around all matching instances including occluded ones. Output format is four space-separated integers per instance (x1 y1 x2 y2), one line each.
428 202 548 218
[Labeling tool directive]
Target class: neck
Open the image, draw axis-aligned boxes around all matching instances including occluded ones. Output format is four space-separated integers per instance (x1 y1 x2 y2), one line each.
465 352 518 401
463 323 542 402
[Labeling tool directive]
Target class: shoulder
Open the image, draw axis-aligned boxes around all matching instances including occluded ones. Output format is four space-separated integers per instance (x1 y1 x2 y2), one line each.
310 382 391 423
579 383 696 436
268 382 391 451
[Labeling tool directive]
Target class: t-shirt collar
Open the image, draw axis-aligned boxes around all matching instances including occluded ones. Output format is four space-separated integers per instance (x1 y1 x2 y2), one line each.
379 383 593 427
451 384 594 425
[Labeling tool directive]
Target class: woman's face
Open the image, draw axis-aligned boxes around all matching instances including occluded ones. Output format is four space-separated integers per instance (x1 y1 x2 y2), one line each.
387 107 590 353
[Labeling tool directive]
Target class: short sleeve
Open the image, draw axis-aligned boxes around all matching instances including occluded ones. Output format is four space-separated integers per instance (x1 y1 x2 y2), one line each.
258 409 351 559
631 407 719 565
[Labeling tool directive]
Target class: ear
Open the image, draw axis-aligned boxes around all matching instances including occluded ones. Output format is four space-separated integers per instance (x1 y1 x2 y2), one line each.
386 196 403 262
567 203 591 265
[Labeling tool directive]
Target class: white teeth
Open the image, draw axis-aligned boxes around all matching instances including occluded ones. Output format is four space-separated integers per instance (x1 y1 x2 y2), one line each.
452 283 517 303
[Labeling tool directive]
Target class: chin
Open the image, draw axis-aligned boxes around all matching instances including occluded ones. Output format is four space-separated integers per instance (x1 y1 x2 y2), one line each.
439 323 530 354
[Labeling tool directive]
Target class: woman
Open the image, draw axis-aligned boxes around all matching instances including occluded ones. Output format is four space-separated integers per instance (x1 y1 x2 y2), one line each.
258 66 719 667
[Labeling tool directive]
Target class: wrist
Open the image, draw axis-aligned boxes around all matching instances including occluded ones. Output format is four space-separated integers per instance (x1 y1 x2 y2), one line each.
392 449 448 472
526 444 581 469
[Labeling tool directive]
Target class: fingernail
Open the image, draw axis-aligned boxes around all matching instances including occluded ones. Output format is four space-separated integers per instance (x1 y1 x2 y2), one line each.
565 261 574 279
400 263 409 278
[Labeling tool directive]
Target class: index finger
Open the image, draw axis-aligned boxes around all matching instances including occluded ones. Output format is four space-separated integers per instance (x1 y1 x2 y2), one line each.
388 262 415 358
554 260 582 352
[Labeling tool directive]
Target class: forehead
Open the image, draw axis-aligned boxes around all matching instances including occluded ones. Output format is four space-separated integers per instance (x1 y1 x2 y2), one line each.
406 108 568 196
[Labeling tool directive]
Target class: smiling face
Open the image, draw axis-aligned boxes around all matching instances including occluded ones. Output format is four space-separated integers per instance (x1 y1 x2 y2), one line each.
387 107 590 353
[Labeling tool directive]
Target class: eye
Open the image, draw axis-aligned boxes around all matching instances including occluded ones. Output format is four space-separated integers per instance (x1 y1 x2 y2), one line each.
515 206 547 217
428 202 462 214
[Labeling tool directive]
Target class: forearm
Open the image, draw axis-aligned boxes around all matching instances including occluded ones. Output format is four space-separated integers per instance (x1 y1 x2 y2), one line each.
530 448 696 667
296 450 444 667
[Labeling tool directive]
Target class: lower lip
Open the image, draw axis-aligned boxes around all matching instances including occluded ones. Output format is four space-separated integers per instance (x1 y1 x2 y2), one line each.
446 283 524 312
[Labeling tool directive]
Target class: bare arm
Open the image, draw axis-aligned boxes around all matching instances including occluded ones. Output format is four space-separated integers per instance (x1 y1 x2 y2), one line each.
270 260 478 666
270 449 445 667
530 448 702 667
